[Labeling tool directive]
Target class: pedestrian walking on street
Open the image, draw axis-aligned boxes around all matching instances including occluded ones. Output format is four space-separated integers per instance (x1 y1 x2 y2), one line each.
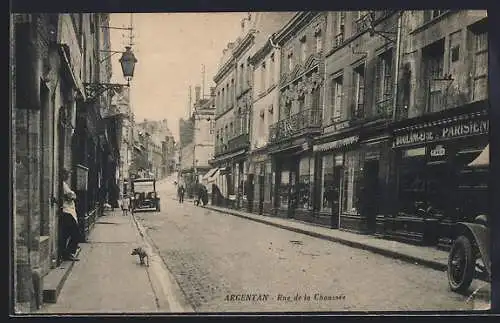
121 194 131 216
61 168 81 261
178 184 185 204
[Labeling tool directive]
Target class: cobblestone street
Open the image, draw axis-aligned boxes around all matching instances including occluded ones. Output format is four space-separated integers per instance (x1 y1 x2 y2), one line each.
133 181 491 312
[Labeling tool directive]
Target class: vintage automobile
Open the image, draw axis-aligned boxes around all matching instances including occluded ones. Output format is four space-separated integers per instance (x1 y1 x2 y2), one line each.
131 177 161 212
447 144 490 293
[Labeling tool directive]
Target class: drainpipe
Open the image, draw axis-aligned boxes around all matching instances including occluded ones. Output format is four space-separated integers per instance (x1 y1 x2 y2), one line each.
392 11 403 122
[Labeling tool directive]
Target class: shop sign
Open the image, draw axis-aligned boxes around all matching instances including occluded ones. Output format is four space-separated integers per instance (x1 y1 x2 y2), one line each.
394 118 489 148
430 144 446 157
313 135 359 152
323 120 351 134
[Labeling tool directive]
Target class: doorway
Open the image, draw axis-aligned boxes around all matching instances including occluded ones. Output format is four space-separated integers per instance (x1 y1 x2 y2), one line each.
362 159 380 233
56 107 67 265
258 174 264 214
330 165 343 228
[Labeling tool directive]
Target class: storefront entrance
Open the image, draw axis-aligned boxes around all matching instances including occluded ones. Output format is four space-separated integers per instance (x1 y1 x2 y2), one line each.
361 159 379 233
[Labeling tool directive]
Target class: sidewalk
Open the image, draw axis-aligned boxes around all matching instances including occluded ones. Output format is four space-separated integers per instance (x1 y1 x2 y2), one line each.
203 205 450 271
37 210 161 314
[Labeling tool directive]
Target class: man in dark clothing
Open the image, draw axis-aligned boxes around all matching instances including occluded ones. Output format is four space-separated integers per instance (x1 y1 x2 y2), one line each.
178 185 185 203
195 183 208 206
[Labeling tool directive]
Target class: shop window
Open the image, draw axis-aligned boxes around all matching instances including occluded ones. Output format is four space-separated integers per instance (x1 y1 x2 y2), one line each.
398 147 427 216
321 155 335 212
279 170 290 208
342 151 364 215
423 39 445 113
297 156 312 210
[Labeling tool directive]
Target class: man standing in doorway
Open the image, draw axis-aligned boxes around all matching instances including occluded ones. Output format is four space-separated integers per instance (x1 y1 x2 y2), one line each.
61 168 81 261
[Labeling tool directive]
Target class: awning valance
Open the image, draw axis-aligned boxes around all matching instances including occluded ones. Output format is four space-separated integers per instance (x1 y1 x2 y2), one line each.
313 135 359 152
468 144 489 167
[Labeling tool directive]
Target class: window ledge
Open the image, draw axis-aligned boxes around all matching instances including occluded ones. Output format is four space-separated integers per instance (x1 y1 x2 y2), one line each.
409 10 453 35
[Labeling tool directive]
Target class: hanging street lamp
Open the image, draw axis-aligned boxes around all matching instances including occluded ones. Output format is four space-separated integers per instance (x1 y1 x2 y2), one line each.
83 46 138 101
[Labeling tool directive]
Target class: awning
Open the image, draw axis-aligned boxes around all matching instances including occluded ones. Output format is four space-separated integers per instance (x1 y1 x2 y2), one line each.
468 144 489 167
202 168 219 180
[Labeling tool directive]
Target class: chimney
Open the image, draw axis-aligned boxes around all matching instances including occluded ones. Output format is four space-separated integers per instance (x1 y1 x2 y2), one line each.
195 86 201 102
209 87 216 97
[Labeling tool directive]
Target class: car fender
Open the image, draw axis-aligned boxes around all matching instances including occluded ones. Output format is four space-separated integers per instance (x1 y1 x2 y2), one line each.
454 222 490 274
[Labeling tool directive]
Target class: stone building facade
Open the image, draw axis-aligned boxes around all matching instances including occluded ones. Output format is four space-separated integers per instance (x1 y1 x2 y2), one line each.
267 12 328 220
11 13 117 312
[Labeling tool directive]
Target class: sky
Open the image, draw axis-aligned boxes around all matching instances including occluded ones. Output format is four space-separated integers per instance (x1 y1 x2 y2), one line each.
109 13 246 142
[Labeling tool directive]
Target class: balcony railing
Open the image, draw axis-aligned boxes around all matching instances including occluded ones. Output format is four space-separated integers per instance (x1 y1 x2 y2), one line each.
269 108 322 143
228 133 250 152
214 133 250 157
375 96 393 118
353 14 371 34
334 32 344 48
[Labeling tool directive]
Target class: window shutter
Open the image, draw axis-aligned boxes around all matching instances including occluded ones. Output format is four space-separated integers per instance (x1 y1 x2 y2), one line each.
374 57 382 103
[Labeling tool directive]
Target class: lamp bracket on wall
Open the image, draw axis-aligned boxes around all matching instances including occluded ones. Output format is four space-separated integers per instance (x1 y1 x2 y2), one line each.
366 12 397 44
84 83 130 102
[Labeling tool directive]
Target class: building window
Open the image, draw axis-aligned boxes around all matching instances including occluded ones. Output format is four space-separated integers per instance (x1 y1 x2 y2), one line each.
331 74 344 121
261 61 266 93
259 109 265 140
315 28 322 53
298 94 305 112
284 101 292 119
226 84 230 108
287 51 294 72
334 12 345 47
424 10 446 23
353 11 370 34
231 79 235 103
270 53 275 85
423 39 445 113
221 88 225 110
229 122 234 138
353 63 365 119
247 60 252 86
300 36 307 62
471 26 488 101
240 63 245 93
311 87 321 110
374 50 394 115
342 150 364 215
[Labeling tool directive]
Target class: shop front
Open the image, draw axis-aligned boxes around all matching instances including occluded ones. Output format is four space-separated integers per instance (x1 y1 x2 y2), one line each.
248 149 271 215
268 137 314 219
313 123 391 233
384 102 489 246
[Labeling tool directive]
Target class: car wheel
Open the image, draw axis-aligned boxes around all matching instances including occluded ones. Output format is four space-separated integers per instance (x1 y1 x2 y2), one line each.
448 235 475 293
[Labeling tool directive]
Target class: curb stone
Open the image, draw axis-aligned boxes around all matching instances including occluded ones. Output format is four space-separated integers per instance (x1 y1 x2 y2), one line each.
202 205 448 272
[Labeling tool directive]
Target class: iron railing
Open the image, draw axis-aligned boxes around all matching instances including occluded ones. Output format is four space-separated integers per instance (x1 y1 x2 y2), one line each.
375 96 393 118
228 133 250 152
334 32 344 48
269 108 322 143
